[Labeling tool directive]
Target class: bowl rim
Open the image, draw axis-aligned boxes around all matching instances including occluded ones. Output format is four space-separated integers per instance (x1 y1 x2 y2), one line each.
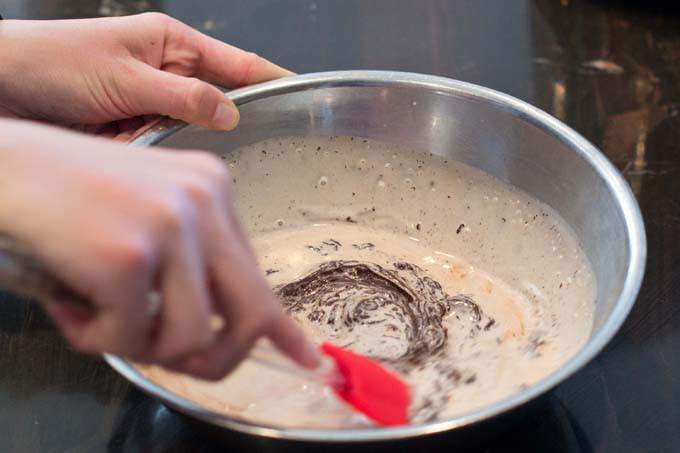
107 70 647 442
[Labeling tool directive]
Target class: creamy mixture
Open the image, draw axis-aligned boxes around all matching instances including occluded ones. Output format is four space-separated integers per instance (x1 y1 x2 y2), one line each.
139 136 595 428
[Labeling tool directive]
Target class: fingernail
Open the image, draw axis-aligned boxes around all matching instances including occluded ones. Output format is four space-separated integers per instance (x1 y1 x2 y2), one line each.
212 102 240 130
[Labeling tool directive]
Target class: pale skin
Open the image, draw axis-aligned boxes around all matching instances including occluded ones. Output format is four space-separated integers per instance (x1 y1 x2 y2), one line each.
0 13 321 379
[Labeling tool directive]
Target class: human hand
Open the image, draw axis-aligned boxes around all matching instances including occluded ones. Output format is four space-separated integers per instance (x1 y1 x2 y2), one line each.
0 119 320 379
0 13 291 140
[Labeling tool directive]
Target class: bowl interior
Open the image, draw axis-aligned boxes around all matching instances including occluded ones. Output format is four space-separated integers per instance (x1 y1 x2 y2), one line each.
122 72 645 441
158 81 638 333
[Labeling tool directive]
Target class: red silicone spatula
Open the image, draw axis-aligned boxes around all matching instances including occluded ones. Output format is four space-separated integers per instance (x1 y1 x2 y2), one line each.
249 340 410 426
320 342 410 426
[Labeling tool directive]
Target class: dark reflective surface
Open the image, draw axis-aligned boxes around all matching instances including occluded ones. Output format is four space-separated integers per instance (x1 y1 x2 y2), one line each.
1 1 679 451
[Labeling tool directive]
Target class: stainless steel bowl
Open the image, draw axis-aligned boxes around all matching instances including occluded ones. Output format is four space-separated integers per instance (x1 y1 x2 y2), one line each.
105 71 646 443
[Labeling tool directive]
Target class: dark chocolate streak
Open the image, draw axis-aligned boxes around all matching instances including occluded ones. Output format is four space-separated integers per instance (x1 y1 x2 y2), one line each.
276 261 452 360
274 260 496 422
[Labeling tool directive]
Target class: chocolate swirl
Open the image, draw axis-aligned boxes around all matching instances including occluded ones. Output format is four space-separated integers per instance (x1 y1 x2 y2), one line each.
276 260 455 361
275 259 495 422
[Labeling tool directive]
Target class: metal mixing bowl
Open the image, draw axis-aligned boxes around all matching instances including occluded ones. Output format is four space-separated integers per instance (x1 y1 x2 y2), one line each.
105 71 646 443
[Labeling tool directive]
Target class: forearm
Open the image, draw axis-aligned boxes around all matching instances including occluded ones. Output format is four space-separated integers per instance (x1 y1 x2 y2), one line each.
0 20 29 118
0 118 48 236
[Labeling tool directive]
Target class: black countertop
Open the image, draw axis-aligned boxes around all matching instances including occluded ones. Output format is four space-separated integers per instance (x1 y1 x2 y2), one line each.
1 1 679 452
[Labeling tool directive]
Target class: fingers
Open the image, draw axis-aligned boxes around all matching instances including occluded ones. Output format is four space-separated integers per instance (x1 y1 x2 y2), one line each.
217 214 321 370
212 215 322 372
162 18 294 87
164 217 320 380
152 230 215 361
193 39 294 88
133 12 293 87
25 120 315 377
48 211 216 364
116 13 292 130
173 306 321 381
267 316 322 369
128 65 240 130
168 318 258 380
44 238 157 357
182 238 273 379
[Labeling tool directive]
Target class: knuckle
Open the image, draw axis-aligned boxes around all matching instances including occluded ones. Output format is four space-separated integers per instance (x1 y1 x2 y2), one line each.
180 177 214 207
150 196 185 234
96 237 152 277
237 51 260 85
139 11 174 28
182 79 210 117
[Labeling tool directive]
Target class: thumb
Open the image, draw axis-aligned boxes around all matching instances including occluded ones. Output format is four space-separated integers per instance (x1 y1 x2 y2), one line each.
129 67 240 130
